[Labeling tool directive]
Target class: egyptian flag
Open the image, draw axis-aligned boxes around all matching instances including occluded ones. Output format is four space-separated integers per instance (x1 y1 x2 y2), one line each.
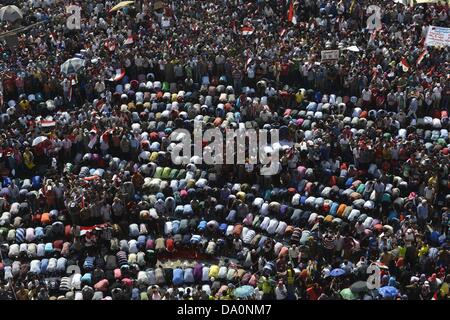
124 35 134 45
418 37 425 48
40 120 56 128
427 66 435 77
88 126 98 149
104 39 116 52
50 32 58 46
287 0 294 23
109 68 126 82
245 51 253 70
95 98 105 110
416 50 428 65
400 58 410 72
241 26 254 36
280 28 287 37
80 223 108 236
100 129 112 145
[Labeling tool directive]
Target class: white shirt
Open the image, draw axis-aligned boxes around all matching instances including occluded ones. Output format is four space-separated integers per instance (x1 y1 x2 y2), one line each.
275 285 288 300
362 89 372 101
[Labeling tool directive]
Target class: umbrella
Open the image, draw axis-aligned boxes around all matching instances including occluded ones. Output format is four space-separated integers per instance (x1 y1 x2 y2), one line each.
109 1 134 12
340 288 358 300
330 268 346 277
0 5 23 23
32 136 48 147
378 286 399 298
60 58 86 75
350 281 368 294
233 285 255 298
346 45 360 52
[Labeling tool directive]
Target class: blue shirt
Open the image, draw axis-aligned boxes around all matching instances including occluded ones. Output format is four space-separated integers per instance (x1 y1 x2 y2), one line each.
417 204 428 220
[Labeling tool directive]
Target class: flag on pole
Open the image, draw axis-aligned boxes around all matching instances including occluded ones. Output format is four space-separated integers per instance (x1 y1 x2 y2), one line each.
88 127 98 149
400 58 410 72
100 129 112 144
416 50 428 65
292 1 298 25
50 32 58 46
245 57 253 69
418 37 425 48
109 68 126 82
124 35 134 45
287 0 294 22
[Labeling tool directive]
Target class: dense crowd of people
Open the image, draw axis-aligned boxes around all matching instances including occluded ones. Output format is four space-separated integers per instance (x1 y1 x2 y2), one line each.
0 0 448 300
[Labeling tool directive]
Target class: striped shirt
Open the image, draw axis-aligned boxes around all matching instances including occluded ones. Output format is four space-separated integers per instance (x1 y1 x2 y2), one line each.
15 228 25 244
116 251 128 267
322 234 336 250
291 228 301 243
59 276 72 291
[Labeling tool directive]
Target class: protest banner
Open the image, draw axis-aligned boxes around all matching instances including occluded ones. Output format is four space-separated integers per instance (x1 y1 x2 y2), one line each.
425 26 450 47
321 49 339 62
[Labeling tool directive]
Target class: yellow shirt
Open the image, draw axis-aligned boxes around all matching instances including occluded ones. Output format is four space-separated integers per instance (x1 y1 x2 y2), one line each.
23 151 35 169
19 100 30 111
398 246 406 258
428 176 438 189
418 245 429 257
209 265 219 278
295 92 304 104
440 282 448 298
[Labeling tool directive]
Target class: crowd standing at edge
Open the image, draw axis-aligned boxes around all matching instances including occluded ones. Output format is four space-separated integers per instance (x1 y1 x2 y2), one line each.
0 0 449 300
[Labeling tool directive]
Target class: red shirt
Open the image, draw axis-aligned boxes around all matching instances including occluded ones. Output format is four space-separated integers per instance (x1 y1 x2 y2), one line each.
166 238 174 252
280 63 290 77
306 286 321 300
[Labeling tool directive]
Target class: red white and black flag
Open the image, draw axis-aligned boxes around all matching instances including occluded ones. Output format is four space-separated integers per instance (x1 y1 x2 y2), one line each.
287 0 297 25
400 58 410 72
241 25 255 36
416 50 428 66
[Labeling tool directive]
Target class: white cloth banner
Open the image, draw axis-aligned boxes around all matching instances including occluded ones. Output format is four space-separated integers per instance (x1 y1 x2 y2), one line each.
321 50 340 61
425 26 450 47
416 0 447 3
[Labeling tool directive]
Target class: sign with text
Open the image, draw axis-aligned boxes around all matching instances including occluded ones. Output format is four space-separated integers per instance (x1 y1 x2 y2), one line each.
425 26 450 47
66 5 81 30
321 49 339 62
366 5 382 30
